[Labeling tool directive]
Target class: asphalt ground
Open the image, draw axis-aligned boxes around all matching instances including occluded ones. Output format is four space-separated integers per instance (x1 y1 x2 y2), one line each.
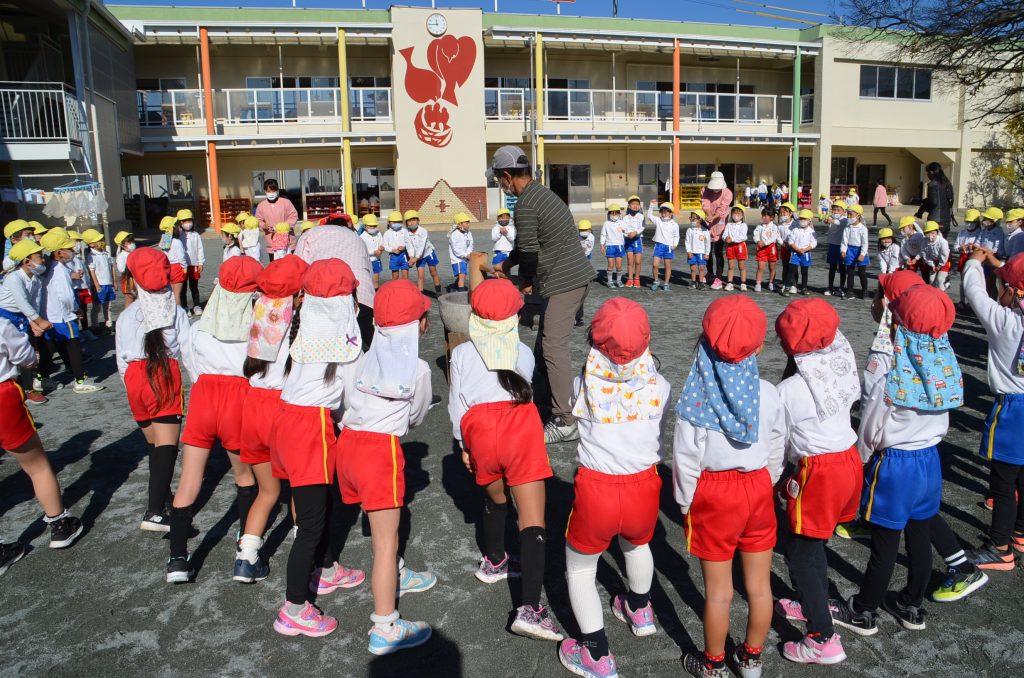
1 222 1020 678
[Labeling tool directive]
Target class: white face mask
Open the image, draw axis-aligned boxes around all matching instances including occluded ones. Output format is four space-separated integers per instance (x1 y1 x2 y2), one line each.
408 223 419 231
366 227 378 235
181 221 193 231
29 262 47 275
265 191 279 201
799 219 811 227
927 232 939 242
779 215 792 223
609 215 620 222
125 243 136 252
389 223 402 231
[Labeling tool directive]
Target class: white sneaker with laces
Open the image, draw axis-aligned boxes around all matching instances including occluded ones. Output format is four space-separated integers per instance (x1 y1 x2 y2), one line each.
754 283 762 292
192 306 203 316
740 283 748 291
73 380 104 394
724 283 735 291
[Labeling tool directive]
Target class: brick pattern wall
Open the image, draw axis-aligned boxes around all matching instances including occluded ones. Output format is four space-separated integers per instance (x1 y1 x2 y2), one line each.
399 180 487 224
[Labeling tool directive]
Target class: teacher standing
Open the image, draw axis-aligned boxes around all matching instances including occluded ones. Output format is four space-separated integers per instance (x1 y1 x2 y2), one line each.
488 146 594 444
700 171 733 289
915 162 955 237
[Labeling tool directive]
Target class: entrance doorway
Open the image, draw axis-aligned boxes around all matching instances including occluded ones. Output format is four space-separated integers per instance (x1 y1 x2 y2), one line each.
547 164 592 211
855 164 886 204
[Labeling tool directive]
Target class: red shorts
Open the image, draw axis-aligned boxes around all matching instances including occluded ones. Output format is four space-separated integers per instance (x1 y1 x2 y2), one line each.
337 428 405 511
170 266 187 284
786 446 863 539
181 374 249 451
904 259 919 272
755 243 778 262
123 359 184 422
685 468 775 561
186 265 202 281
76 288 93 306
0 380 37 451
239 387 281 465
957 252 969 272
935 259 952 272
726 242 748 260
461 401 552 487
270 402 336 487
566 465 661 555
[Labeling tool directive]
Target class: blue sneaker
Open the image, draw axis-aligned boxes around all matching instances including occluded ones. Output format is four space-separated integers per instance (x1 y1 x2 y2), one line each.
367 618 432 655
398 566 437 596
233 557 270 584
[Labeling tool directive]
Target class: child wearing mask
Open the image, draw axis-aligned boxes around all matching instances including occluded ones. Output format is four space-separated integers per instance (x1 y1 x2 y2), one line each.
601 205 626 288
361 214 385 288
978 207 1006 297
448 212 474 292
622 195 645 289
84 230 116 328
221 223 242 261
824 201 848 297
406 212 443 295
841 205 870 299
777 203 796 292
492 208 516 266
818 194 831 221
158 217 188 307
723 204 749 292
114 231 137 308
178 209 204 315
384 211 410 280
578 220 595 261
648 200 679 291
1004 208 1024 259
686 209 710 290
752 207 779 293
898 215 925 271
783 209 817 297
921 221 951 290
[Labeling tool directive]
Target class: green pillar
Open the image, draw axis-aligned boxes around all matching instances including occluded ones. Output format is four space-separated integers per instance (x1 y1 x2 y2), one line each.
790 46 801 198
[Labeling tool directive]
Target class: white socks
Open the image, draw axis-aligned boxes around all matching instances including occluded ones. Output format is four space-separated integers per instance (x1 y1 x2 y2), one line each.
565 546 604 635
620 538 654 596
237 534 262 564
371 609 400 631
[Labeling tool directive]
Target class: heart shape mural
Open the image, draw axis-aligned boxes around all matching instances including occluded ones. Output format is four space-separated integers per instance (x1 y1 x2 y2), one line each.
400 34 477 148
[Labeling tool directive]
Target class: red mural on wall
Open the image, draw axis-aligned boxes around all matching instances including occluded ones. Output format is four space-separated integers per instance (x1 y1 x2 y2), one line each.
399 34 477 148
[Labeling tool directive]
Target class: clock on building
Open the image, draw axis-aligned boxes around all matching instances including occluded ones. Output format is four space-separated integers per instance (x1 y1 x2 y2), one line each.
426 13 447 36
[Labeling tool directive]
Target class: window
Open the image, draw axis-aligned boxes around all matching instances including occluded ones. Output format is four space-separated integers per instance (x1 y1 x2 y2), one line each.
136 78 186 91
350 76 390 88
304 169 341 194
679 164 717 185
831 157 855 185
859 66 931 100
484 77 530 89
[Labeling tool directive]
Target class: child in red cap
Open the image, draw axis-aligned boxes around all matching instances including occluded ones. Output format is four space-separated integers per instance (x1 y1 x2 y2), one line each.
115 247 194 534
271 258 366 639
558 297 670 678
166 255 263 585
833 285 965 637
338 278 435 655
673 295 786 678
962 249 1024 570
772 299 861 665
448 278 560 642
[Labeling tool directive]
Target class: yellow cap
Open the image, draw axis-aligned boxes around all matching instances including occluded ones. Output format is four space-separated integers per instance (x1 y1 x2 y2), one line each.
899 215 917 229
627 194 641 203
577 219 592 231
964 208 981 222
388 211 404 223
1005 208 1024 222
3 219 30 239
81 228 103 244
797 208 814 220
690 209 707 220
607 204 622 213
299 220 315 232
403 210 420 221
28 221 47 235
453 212 471 224
496 208 511 217
8 239 43 262
849 188 857 194
40 229 74 252
67 230 82 240
235 211 250 223
780 202 795 212
176 209 193 221
833 200 847 210
158 216 177 232
878 227 894 239
820 193 827 199
273 222 291 233
731 203 746 212
114 231 132 246
659 202 675 212
362 214 379 227
243 216 260 230
221 223 241 235
983 207 1004 221
846 204 864 216
923 221 941 234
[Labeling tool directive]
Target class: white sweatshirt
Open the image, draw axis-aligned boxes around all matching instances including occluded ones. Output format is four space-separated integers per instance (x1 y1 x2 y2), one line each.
0 315 36 382
223 245 241 261
841 222 870 251
753 222 778 248
921 235 950 268
647 208 680 248
777 374 858 462
900 231 925 264
878 243 901 274
87 249 114 286
0 268 42 320
723 220 748 244
788 226 818 252
492 223 516 253
405 228 436 261
600 221 625 247
579 232 595 258
621 211 645 240
383 228 406 254
340 353 432 436
116 248 130 275
180 231 205 267
573 374 671 475
166 238 187 268
249 336 291 391
43 262 78 324
281 360 346 410
114 302 193 380
448 229 474 263
963 259 1024 395
685 227 710 255
448 341 534 442
672 380 787 514
68 256 88 291
361 230 384 262
857 360 949 461
185 324 248 383
776 219 793 246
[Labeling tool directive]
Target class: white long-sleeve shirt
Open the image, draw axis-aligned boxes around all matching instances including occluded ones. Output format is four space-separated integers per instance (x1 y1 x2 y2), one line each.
223 245 241 261
826 217 847 246
114 302 193 380
900 231 925 264
647 209 680 248
448 229 474 263
921 235 950 268
281 360 347 410
600 221 624 247
574 374 671 475
723 221 748 244
841 223 869 251
878 243 901 274
753 222 778 248
492 223 516 253
776 219 793 246
857 360 949 461
0 268 42 320
383 228 406 254
360 230 384 262
788 226 818 252
621 212 645 240
185 324 247 383
685 227 711 255
405 228 436 261
955 228 981 254
672 380 786 514
179 231 205 267
340 354 432 436
68 256 88 291
777 374 858 462
87 249 114 286
964 259 1024 395
43 262 78 324
579 232 595 258
116 248 130 275
165 238 186 268
0 315 36 381
249 336 291 391
448 341 534 442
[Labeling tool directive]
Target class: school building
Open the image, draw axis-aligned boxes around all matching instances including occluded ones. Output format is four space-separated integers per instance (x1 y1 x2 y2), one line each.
0 2 1008 228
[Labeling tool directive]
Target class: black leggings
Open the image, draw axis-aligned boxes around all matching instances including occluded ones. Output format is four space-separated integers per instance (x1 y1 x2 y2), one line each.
709 240 725 280
39 337 85 381
989 459 1024 546
854 518 931 611
181 274 201 309
828 262 847 291
873 207 893 226
286 484 347 605
786 264 809 289
786 535 834 636
845 265 868 295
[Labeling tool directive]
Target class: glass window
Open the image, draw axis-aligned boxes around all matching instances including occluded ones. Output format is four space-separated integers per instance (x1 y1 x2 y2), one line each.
914 69 931 100
896 68 915 99
859 65 877 97
877 67 896 98
860 65 931 100
304 169 341 194
570 164 590 187
252 170 280 197
831 158 855 185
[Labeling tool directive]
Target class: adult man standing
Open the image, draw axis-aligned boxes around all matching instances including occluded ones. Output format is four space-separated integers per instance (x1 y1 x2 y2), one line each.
489 146 594 443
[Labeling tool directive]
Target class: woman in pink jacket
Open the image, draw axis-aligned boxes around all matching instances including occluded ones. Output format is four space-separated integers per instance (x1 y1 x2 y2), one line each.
872 179 893 227
700 171 733 290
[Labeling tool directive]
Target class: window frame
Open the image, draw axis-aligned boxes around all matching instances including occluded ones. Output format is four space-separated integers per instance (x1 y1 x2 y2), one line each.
859 65 932 102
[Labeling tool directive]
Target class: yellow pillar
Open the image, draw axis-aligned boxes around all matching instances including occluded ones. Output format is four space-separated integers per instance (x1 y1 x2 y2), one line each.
534 33 545 178
338 28 355 213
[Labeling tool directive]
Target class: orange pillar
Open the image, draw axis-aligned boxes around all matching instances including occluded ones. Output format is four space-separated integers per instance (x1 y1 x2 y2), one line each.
672 38 681 211
200 26 221 231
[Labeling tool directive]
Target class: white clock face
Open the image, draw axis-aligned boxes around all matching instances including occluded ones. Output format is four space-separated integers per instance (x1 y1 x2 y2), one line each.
426 13 447 36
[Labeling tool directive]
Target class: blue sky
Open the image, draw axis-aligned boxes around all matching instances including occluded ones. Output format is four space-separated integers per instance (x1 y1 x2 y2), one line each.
115 0 840 28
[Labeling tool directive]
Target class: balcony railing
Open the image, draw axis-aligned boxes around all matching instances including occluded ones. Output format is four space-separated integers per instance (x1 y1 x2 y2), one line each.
0 83 83 144
350 87 392 122
485 87 534 121
137 89 204 127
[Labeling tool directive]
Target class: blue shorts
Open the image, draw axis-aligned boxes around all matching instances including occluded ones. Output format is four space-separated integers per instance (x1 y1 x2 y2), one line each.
44 320 81 343
492 251 509 265
0 308 29 333
452 260 468 277
605 245 625 259
687 253 707 266
861 446 942 529
653 243 675 260
416 251 439 268
389 252 409 271
790 251 812 267
624 237 642 254
980 394 1024 465
372 259 383 274
826 243 843 265
96 284 116 304
844 246 869 267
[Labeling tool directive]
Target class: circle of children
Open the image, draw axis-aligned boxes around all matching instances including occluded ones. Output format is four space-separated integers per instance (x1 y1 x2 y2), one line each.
1 195 1024 678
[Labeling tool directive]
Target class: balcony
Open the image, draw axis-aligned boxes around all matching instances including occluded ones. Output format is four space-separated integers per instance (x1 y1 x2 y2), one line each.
0 82 85 161
138 89 204 127
485 87 534 121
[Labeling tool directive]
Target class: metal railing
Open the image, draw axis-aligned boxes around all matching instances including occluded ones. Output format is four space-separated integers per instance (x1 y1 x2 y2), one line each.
0 83 83 143
221 87 343 124
484 87 534 120
137 89 204 127
350 87 392 122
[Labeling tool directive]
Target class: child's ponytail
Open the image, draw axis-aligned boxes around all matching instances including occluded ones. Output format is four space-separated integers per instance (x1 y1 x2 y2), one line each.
498 369 532 405
282 303 302 377
243 356 270 380
143 328 175 409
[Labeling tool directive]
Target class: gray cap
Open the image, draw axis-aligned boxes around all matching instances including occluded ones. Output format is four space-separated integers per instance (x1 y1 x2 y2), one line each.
485 145 530 180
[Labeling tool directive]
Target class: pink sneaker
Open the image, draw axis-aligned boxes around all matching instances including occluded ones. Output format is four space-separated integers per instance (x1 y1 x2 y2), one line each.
310 562 365 595
782 633 847 664
710 278 723 290
611 594 656 637
273 602 338 637
775 598 839 622
558 638 619 677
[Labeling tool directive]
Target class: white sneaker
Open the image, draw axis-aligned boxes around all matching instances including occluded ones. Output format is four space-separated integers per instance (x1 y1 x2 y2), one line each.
104 319 113 328
73 380 104 394
790 286 799 294
768 282 775 292
740 283 748 291
823 289 832 296
724 283 735 291
192 306 203 316
754 283 762 292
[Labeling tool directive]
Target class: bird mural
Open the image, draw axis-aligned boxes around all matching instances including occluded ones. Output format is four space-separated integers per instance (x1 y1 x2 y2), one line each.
400 34 477 148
